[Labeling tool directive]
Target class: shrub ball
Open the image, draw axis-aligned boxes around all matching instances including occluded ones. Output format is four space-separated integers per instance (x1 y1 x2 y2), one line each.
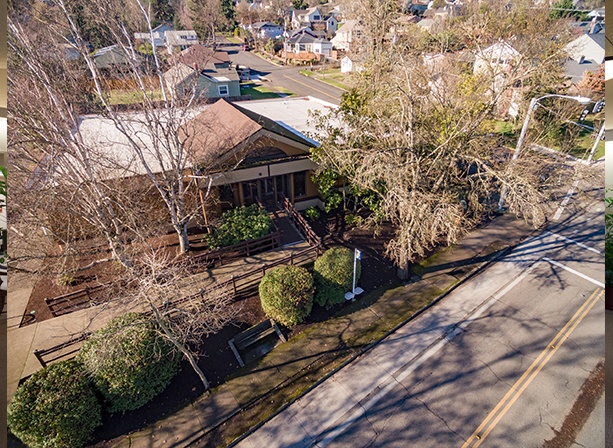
259 265 314 327
8 359 102 448
77 312 180 413
314 246 361 307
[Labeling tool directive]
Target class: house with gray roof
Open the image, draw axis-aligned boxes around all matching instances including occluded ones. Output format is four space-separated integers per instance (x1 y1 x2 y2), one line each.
564 32 605 85
164 30 199 54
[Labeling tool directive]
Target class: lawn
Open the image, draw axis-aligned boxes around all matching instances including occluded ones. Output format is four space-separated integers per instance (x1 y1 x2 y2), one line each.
300 68 352 91
240 82 294 99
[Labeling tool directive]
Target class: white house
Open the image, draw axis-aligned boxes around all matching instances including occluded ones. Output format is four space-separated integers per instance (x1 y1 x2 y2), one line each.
134 23 174 48
284 32 333 58
330 20 362 51
291 6 322 29
164 30 199 54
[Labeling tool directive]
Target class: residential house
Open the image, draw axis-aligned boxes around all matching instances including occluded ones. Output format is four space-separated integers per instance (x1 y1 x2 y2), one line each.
164 45 240 100
291 6 323 29
564 32 605 85
250 22 285 40
92 45 141 71
330 20 362 52
164 30 199 54
283 32 333 62
473 41 523 117
134 23 174 48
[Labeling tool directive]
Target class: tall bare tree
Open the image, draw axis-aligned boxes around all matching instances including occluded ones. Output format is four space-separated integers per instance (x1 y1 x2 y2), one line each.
9 0 228 261
311 0 584 276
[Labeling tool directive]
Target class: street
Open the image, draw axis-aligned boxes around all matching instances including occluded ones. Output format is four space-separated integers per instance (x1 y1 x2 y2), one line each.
218 41 344 104
234 195 604 447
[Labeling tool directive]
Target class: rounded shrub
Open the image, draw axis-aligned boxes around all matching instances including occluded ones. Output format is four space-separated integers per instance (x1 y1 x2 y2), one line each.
77 313 180 413
259 265 314 327
314 247 361 307
8 359 101 448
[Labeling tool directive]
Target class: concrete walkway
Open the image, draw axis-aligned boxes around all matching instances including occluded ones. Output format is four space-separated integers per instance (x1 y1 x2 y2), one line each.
102 213 538 447
7 240 312 404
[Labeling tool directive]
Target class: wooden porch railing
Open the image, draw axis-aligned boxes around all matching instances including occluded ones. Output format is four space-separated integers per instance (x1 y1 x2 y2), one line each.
282 196 322 250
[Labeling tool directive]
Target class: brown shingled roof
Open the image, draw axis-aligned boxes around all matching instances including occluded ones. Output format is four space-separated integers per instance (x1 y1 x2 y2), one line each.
181 99 263 168
170 44 231 70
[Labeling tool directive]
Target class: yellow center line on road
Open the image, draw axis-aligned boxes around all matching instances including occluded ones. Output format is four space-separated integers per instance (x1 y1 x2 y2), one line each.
461 288 603 448
282 74 339 100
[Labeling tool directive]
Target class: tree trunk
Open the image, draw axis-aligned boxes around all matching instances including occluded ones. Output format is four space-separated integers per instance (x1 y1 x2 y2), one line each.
177 223 190 254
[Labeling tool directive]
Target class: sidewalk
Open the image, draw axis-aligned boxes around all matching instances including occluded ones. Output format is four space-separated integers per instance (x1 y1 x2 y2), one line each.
6 240 312 404
102 213 538 448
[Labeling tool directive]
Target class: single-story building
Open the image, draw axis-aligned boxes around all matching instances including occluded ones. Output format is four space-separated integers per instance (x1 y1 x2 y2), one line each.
72 96 336 225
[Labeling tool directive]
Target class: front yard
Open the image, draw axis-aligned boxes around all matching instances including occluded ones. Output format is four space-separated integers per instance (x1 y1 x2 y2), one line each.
300 68 352 91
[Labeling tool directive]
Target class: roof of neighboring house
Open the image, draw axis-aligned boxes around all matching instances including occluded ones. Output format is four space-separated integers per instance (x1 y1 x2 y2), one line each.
287 32 330 45
165 30 198 47
476 41 521 60
170 44 231 69
252 21 283 29
565 32 605 64
201 66 240 83
164 63 199 87
335 19 359 34
92 45 121 58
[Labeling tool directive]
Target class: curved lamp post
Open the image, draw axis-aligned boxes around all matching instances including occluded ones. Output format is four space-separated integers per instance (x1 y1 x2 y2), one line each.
497 94 591 211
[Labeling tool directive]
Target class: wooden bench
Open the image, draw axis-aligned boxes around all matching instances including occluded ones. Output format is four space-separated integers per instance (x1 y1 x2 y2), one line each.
228 319 287 367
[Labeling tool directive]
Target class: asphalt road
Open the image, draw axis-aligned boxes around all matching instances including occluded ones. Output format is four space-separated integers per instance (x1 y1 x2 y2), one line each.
218 41 344 104
236 194 604 448
321 204 604 448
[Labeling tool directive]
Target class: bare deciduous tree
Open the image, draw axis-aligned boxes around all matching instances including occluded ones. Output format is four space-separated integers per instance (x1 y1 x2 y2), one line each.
311 0 584 275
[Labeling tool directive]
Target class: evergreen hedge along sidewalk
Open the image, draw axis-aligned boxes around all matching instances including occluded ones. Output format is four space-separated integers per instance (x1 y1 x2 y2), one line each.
110 213 537 448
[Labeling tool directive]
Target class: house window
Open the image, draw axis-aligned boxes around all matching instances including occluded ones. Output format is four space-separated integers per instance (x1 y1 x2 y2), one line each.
218 84 229 96
313 15 320 20
293 171 307 198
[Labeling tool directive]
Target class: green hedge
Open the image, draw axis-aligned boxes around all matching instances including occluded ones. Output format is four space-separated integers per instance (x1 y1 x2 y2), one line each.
314 247 360 307
77 313 180 413
8 360 101 448
259 266 314 327
205 204 273 249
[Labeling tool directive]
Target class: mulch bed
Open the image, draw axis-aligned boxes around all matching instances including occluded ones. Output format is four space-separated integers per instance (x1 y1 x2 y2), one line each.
21 210 401 445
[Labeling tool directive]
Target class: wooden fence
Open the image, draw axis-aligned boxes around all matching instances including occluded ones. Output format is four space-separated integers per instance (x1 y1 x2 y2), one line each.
33 244 320 368
44 231 281 317
35 204 323 367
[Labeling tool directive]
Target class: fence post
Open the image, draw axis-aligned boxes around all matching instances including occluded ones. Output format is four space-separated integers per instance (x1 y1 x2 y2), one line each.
33 350 47 368
290 252 294 265
232 275 237 295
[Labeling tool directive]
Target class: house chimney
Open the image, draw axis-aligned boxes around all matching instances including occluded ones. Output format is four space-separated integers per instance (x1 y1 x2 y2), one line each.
193 62 198 71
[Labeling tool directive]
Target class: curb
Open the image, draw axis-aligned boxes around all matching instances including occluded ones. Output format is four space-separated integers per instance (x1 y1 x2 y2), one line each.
220 235 533 447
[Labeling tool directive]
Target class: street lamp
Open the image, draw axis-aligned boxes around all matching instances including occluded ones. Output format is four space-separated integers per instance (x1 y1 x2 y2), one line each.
497 94 591 211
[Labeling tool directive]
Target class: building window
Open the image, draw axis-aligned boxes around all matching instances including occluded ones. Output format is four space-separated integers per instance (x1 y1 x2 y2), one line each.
293 171 306 198
218 84 229 96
